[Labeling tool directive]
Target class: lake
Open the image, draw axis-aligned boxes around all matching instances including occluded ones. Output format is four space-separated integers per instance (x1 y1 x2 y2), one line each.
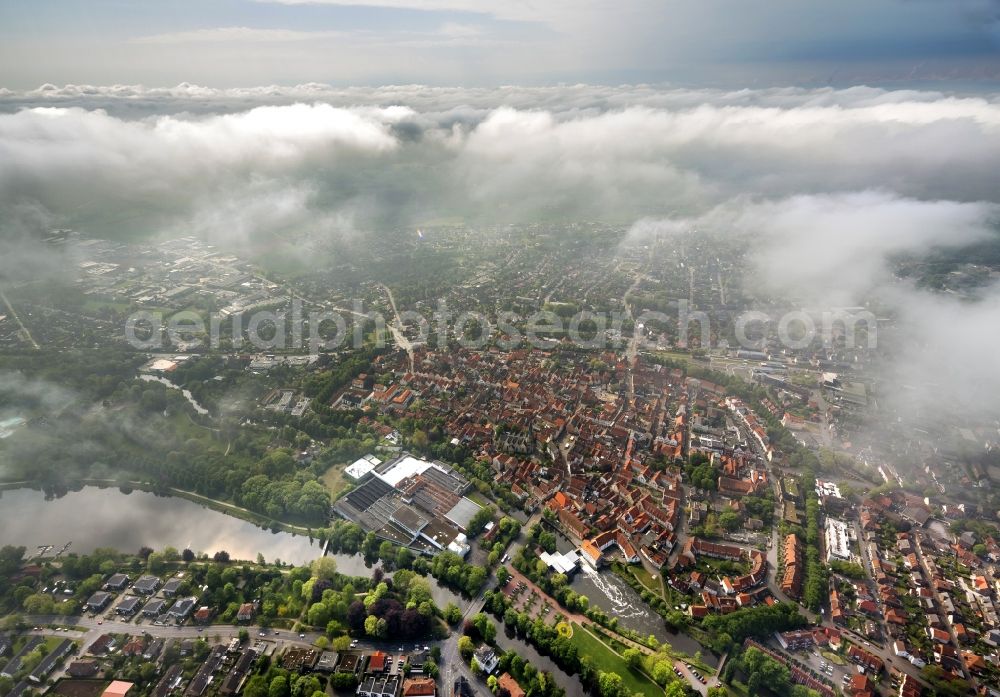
0 485 480 613
0 486 322 565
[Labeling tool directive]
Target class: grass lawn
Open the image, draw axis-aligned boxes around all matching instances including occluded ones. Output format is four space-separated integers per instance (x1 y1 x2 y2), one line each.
467 491 492 507
41 635 66 653
821 650 846 665
569 624 662 697
652 350 696 366
630 566 664 598
321 463 355 500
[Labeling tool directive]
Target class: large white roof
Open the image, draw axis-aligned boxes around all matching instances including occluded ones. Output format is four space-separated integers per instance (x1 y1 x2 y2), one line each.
345 455 381 480
375 455 439 487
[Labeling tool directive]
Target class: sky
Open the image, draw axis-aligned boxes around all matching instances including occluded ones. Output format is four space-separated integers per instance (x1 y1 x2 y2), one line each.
2 0 1000 88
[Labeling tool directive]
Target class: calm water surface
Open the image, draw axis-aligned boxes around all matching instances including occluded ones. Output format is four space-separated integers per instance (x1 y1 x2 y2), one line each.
0 487 322 564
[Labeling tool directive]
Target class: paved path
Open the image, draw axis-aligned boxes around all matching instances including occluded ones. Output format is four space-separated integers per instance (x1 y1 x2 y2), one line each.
0 286 40 349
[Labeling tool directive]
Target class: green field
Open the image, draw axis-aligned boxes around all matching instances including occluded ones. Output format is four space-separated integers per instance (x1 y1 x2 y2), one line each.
82 298 131 313
569 624 662 697
630 566 665 598
321 462 356 500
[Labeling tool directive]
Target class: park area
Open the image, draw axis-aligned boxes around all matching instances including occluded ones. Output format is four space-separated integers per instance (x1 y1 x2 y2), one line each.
568 623 664 697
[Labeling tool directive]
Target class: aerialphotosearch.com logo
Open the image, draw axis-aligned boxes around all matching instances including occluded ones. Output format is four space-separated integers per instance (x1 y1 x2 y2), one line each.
124 298 877 354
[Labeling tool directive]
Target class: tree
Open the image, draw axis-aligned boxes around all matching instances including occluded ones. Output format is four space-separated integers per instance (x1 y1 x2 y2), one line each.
182 548 195 563
307 602 330 627
622 648 643 669
472 613 497 643
466 507 495 538
0 546 25 576
444 603 463 625
291 675 321 697
922 665 970 697
268 676 289 697
496 566 511 587
457 635 475 660
244 676 268 697
311 556 338 581
651 660 673 685
664 684 687 697
598 672 624 697
147 552 166 573
744 647 791 696
719 510 742 532
23 593 54 615
330 674 358 691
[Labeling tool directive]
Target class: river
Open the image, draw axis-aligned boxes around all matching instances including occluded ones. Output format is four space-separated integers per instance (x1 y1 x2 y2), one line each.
322 554 471 612
572 564 715 664
0 487 321 564
548 521 712 662
496 627 581 696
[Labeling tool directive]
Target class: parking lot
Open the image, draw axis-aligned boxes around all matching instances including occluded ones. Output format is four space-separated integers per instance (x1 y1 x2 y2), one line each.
794 647 856 692
501 576 560 623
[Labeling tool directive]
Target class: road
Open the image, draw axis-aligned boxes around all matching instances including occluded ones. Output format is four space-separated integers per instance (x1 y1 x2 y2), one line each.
378 283 415 373
0 286 40 349
622 271 645 408
25 614 440 679
913 532 977 691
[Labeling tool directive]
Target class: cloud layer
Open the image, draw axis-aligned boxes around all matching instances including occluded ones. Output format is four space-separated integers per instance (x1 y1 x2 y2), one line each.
5 84 1000 233
1 83 999 456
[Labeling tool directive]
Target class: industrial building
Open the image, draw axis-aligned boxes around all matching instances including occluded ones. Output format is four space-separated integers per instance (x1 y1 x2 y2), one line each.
331 453 480 555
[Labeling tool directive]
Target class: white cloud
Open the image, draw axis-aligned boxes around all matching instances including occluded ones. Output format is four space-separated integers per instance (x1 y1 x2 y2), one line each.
252 0 587 24
3 83 1000 456
629 192 998 303
438 22 484 38
6 84 1000 230
627 192 1000 441
130 27 347 44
